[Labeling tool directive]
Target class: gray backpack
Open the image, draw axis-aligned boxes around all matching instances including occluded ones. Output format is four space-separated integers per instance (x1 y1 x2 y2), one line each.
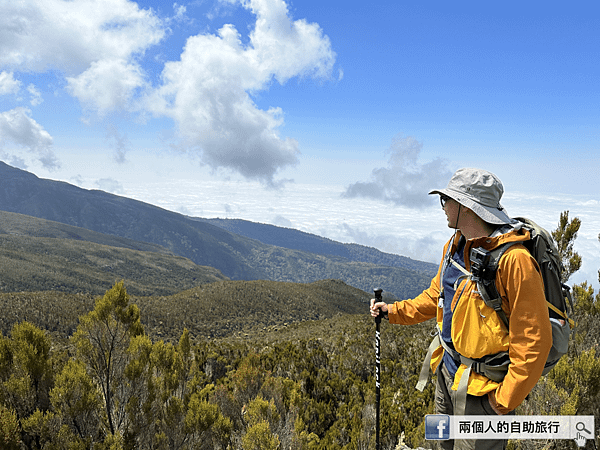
469 217 574 377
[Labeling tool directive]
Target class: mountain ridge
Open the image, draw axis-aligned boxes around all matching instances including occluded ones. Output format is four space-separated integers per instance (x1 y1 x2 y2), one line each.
198 217 437 275
0 162 435 298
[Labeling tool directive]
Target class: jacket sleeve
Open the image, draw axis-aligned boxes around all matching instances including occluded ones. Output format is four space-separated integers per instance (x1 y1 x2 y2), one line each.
387 243 446 325
491 246 553 414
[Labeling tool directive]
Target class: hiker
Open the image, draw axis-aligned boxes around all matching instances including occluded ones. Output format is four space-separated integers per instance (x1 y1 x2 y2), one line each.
370 168 552 450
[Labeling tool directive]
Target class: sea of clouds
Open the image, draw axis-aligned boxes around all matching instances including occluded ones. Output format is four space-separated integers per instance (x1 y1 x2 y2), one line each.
125 179 600 291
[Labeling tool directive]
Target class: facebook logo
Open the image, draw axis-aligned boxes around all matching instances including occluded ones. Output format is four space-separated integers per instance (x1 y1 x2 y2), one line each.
425 414 451 440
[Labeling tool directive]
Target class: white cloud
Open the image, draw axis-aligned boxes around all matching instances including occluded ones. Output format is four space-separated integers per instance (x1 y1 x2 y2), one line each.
1 0 164 115
27 84 43 106
172 3 188 22
0 0 165 73
95 177 125 194
66 59 146 114
7 155 27 170
105 123 130 164
0 107 59 169
146 0 336 186
273 215 293 228
243 0 336 82
340 223 444 264
0 71 21 95
342 135 454 208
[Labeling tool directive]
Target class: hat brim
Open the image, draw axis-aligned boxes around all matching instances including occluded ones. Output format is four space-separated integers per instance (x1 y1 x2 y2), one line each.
429 188 513 225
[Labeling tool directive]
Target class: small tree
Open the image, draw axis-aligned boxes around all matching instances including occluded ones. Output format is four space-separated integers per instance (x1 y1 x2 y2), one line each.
0 404 22 450
551 210 582 283
72 281 144 438
185 385 232 449
0 322 55 423
50 358 101 443
123 329 232 449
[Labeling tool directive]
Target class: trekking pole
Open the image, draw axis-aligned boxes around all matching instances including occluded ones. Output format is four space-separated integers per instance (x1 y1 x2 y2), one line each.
374 287 384 450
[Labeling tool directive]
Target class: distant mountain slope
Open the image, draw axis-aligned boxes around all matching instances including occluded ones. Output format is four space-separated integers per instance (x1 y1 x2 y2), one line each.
199 217 438 275
0 211 227 295
0 210 172 254
0 162 265 280
0 162 433 298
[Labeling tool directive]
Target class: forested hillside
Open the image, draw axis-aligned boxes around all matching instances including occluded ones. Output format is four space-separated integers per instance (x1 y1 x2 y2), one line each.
0 211 227 296
0 279 370 342
0 281 436 450
0 211 172 254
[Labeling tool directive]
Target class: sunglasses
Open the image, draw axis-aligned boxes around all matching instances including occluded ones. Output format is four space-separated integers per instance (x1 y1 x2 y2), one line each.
440 195 450 208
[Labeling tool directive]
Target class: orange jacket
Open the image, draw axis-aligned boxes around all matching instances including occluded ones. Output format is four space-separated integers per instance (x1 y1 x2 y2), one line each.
387 227 552 414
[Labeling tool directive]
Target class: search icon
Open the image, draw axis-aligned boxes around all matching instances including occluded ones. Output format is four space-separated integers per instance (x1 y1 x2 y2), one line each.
576 422 592 435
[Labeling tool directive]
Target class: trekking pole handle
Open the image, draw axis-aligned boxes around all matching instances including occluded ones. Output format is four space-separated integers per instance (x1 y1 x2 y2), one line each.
374 287 384 324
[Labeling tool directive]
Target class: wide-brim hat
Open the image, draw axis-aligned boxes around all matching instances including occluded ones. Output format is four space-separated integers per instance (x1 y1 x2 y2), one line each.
429 168 513 225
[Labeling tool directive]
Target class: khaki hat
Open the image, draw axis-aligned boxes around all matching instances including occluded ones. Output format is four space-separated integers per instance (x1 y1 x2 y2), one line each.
429 168 513 225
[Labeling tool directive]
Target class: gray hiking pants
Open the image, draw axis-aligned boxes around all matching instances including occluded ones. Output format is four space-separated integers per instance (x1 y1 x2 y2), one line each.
435 363 512 450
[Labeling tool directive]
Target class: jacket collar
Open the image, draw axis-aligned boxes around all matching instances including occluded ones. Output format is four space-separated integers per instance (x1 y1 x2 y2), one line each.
448 222 531 271
472 227 530 250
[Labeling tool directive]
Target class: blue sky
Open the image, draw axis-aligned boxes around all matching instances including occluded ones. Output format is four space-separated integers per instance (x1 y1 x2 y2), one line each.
1 0 599 286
